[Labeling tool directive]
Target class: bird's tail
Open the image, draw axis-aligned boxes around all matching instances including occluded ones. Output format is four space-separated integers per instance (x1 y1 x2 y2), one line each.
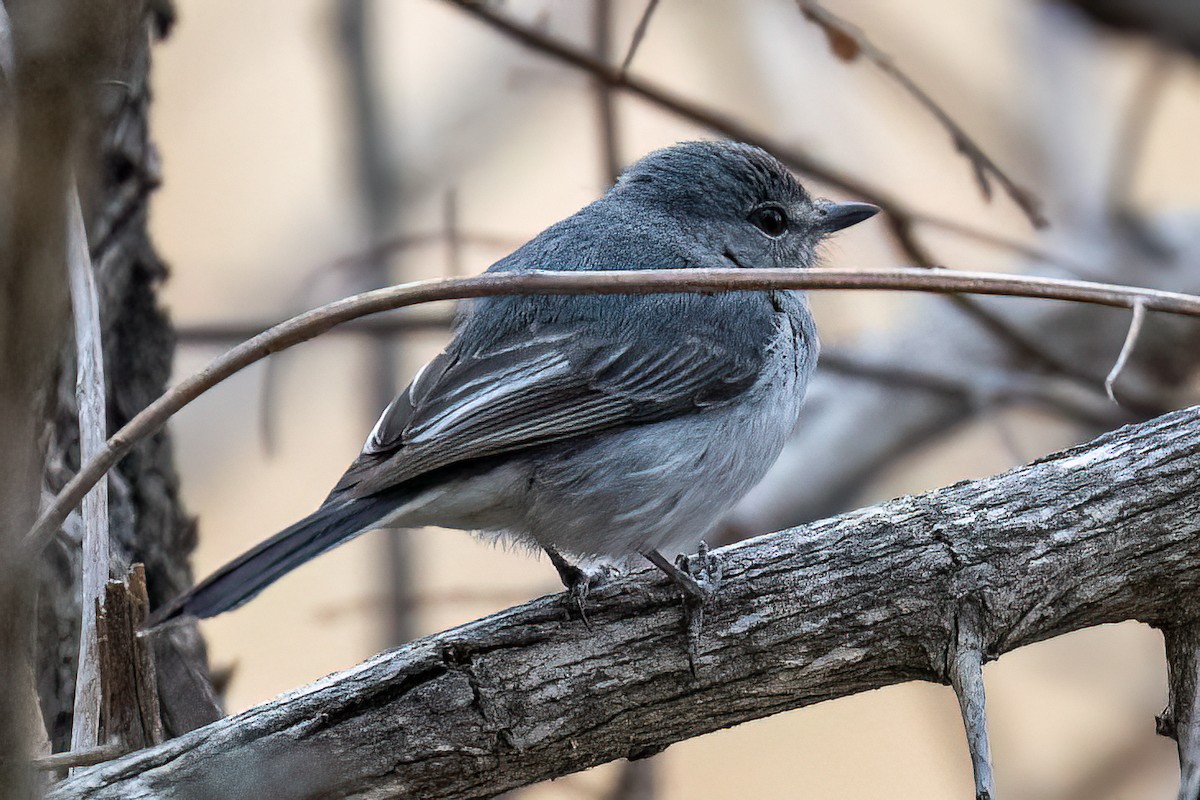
148 496 397 627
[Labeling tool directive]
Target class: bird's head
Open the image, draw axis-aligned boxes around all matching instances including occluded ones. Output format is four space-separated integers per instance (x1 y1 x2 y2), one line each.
613 140 878 270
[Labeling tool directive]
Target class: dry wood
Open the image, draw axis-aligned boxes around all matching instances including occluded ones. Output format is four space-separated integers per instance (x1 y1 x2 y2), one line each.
33 745 122 773
47 404 1200 799
97 566 162 752
66 184 110 765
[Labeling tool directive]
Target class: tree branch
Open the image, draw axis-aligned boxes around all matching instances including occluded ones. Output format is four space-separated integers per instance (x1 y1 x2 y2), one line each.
795 0 1046 228
1160 623 1200 799
23 266 1200 561
618 0 660 76
66 180 110 769
47 404 1200 799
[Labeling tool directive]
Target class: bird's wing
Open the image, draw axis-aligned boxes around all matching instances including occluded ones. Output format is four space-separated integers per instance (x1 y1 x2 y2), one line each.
329 323 769 499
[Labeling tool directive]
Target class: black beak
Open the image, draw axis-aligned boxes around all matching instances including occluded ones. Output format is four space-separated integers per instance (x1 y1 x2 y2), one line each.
814 201 880 233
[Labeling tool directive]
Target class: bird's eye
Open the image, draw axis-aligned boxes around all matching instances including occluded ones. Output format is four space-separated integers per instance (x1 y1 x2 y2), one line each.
749 205 788 238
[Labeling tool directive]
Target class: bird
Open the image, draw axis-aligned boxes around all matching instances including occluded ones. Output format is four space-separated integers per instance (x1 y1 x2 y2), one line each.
150 140 878 631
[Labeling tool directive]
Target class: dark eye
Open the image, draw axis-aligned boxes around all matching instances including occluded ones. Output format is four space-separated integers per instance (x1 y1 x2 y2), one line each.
749 205 788 237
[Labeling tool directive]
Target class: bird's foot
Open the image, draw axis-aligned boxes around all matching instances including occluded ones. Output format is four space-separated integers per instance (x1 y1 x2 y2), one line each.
645 542 723 677
545 547 617 628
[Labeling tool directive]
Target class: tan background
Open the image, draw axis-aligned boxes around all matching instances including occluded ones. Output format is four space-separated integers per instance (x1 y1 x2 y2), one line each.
150 1 1199 796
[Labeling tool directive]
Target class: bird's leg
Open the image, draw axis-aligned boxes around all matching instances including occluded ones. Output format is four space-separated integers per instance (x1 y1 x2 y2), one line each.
544 546 615 628
645 542 723 676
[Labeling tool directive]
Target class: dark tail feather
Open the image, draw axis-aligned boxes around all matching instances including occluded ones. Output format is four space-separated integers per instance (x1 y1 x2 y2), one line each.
148 496 396 627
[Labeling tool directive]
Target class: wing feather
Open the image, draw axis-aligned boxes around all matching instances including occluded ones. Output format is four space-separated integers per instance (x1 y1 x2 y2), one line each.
334 321 770 500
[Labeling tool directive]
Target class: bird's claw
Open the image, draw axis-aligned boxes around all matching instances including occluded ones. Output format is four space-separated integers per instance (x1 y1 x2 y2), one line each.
674 541 723 606
564 563 619 628
545 545 618 628
646 542 723 677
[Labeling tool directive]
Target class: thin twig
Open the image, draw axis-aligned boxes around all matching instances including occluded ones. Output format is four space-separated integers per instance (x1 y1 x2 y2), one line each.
619 0 661 76
31 744 123 772
336 0 414 650
1105 298 1148 405
175 311 457 345
22 266 1200 559
593 0 622 187
1107 49 1172 216
913 212 1097 278
821 351 1130 430
795 0 1046 229
443 190 463 276
1106 49 1176 258
441 0 892 207
65 182 109 770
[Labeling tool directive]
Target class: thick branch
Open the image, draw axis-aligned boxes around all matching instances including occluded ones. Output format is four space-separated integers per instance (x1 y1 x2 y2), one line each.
49 405 1200 799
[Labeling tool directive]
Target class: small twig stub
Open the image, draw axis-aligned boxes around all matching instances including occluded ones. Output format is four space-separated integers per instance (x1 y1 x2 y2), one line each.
1105 298 1148 405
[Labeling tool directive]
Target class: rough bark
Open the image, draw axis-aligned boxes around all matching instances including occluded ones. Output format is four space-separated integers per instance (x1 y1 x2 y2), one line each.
32 0 221 753
0 1 123 792
48 404 1200 800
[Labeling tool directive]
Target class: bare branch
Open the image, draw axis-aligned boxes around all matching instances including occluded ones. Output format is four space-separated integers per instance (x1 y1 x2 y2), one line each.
45 406 1200 799
819 350 1130 430
33 744 123 772
23 266 1200 561
440 0 896 209
179 314 1131 430
1107 49 1173 214
1160 624 1200 800
175 312 456 346
97 566 162 751
912 212 1096 278
948 602 995 800
618 0 661 75
796 0 1046 228
593 0 622 187
66 183 110 768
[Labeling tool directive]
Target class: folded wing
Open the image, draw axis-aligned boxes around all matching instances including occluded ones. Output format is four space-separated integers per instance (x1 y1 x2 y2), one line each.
330 322 770 500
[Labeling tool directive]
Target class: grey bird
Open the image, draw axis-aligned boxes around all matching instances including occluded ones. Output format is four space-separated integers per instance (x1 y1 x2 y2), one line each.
151 141 877 629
